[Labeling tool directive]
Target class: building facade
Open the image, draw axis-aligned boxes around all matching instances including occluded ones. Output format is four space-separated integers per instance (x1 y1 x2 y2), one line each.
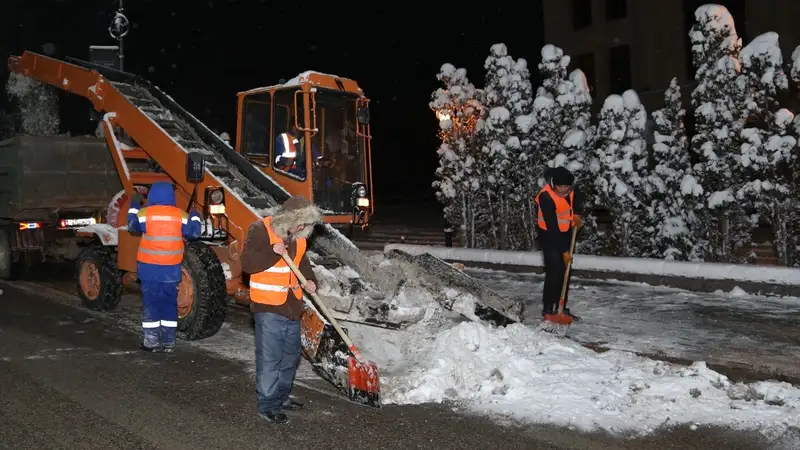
542 0 800 112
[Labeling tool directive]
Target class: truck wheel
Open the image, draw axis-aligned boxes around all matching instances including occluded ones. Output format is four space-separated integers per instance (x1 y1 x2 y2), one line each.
76 245 123 311
177 241 227 341
0 226 10 280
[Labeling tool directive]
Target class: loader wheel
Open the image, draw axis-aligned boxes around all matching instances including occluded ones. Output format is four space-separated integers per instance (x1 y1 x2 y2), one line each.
76 245 123 311
177 240 227 341
0 225 10 280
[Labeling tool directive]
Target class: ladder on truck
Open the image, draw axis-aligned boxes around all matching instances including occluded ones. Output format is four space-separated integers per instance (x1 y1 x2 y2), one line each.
7 51 363 397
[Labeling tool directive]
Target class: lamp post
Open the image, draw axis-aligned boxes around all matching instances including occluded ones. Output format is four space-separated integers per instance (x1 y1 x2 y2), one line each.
108 0 130 71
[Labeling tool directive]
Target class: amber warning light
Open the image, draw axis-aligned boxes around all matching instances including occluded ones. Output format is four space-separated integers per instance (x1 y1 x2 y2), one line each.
18 222 40 230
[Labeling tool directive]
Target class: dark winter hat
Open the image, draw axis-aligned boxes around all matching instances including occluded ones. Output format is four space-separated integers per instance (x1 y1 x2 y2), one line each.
548 166 574 186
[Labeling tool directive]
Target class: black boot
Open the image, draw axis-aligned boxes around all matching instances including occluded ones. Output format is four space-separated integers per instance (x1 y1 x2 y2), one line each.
138 343 161 352
281 399 304 411
259 410 288 424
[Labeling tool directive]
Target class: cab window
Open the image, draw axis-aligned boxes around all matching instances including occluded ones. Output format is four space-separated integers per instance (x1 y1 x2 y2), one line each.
240 92 271 158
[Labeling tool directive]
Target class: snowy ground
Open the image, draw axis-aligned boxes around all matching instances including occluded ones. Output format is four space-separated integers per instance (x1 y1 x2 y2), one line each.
14 259 800 446
467 268 800 381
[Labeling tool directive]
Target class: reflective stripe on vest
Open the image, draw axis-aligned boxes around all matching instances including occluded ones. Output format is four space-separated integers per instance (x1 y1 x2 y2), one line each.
249 217 306 306
136 205 186 265
535 185 574 232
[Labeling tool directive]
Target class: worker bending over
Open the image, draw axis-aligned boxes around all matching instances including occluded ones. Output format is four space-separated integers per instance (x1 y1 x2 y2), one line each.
128 182 202 352
535 166 584 323
241 196 322 424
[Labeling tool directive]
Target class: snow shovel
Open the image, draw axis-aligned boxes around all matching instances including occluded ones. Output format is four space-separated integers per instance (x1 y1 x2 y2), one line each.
280 253 381 408
542 225 579 332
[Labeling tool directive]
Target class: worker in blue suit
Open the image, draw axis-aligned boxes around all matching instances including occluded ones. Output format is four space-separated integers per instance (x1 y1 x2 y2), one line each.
127 182 202 352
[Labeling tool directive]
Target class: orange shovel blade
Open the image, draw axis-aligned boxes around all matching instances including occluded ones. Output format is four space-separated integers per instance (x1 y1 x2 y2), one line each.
347 356 381 408
542 312 574 325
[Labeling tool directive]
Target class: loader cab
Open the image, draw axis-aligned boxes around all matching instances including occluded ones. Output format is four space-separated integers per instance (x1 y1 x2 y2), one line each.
235 72 374 231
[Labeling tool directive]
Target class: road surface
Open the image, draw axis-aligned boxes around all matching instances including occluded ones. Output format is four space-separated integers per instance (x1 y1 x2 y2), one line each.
466 268 800 385
0 268 783 449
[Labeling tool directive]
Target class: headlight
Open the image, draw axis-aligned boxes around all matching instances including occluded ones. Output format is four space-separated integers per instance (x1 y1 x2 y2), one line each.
356 186 367 198
209 189 224 204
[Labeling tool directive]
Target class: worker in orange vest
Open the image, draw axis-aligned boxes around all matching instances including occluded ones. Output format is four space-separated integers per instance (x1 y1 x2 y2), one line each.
127 182 202 352
535 167 584 324
241 196 322 424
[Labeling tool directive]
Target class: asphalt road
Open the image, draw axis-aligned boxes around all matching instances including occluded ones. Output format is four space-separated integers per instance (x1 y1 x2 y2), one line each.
0 277 782 450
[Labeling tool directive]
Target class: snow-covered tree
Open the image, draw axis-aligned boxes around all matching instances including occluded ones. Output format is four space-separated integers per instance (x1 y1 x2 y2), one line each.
647 78 704 260
475 43 530 250
689 4 748 262
504 57 535 249
737 32 793 265
430 63 484 248
593 91 650 257
792 45 800 87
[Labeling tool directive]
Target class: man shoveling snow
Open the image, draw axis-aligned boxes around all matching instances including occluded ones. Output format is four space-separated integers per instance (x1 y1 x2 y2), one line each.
535 166 583 332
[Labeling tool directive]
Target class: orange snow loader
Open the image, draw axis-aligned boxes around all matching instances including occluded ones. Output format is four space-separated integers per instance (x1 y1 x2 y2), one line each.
8 51 380 407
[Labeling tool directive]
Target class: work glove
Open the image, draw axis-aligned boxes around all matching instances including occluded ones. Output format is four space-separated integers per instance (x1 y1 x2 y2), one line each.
573 215 583 229
562 252 572 265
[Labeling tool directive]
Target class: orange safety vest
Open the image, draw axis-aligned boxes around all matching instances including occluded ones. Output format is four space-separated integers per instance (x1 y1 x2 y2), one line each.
535 185 574 232
249 217 306 305
136 205 187 265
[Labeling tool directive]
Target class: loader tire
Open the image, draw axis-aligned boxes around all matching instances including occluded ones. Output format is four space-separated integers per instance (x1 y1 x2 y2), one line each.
76 245 123 311
0 225 11 281
177 241 227 341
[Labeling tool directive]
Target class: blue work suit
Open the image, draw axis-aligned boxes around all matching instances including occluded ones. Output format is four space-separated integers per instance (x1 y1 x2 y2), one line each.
127 182 202 349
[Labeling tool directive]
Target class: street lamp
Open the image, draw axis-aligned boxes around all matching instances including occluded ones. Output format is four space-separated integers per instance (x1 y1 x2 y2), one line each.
108 0 130 71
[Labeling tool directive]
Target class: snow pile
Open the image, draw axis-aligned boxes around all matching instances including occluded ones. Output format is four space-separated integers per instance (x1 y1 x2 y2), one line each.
5 72 60 136
376 320 800 440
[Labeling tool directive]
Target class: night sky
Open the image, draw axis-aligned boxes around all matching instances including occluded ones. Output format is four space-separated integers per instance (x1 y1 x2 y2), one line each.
1 0 544 206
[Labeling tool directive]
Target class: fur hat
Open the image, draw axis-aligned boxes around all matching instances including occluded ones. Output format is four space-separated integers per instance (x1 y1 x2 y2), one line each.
269 196 323 241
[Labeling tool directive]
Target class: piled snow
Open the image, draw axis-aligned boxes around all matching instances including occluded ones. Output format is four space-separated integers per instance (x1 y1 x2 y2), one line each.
5 72 60 136
383 243 800 286
374 320 800 440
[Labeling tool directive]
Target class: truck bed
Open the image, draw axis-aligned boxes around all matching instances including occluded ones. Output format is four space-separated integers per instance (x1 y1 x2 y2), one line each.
0 135 122 221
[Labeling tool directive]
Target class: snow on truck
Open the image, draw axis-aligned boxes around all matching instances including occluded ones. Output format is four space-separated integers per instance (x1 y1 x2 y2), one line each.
4 50 524 404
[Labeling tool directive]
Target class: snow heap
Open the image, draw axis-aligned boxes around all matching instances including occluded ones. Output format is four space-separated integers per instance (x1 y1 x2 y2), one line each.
647 78 703 261
430 63 484 248
689 4 748 263
5 72 60 136
737 32 794 265
371 320 800 442
593 91 649 257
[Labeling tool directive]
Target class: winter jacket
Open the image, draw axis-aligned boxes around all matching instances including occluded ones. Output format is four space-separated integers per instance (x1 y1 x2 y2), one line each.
536 185 584 253
127 182 202 282
242 196 321 320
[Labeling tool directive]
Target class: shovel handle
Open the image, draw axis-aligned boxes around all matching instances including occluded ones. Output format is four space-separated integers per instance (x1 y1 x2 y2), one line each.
557 225 579 312
280 252 364 363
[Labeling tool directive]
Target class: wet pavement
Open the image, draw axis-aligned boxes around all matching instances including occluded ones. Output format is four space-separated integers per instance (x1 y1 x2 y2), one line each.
466 268 800 385
0 271 784 449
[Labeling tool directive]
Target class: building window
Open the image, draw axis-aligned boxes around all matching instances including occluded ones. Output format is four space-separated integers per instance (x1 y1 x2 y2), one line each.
572 0 592 29
572 52 596 93
606 0 627 20
608 45 631 93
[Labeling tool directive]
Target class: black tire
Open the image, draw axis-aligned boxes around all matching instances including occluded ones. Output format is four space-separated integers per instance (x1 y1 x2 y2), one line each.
75 245 123 311
0 225 10 280
177 240 227 341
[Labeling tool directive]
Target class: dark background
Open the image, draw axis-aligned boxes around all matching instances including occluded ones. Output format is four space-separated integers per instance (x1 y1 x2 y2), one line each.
0 0 544 213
